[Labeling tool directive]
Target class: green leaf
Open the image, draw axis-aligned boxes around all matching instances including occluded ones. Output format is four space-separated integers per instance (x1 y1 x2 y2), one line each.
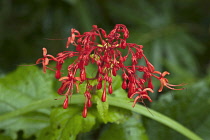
0 93 201 140
102 107 131 124
0 66 55 139
111 75 123 90
0 134 12 140
90 105 132 125
144 79 210 140
109 75 130 101
37 107 96 140
94 95 109 123
99 114 148 140
85 63 98 78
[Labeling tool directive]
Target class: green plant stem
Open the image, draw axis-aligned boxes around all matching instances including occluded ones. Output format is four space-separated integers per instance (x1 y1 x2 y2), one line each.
0 95 202 140
108 97 202 140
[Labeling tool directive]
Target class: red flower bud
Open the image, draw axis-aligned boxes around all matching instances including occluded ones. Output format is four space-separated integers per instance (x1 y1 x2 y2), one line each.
63 96 68 109
119 56 126 62
85 91 91 99
146 61 155 72
119 62 124 68
112 67 117 76
80 69 86 81
55 70 61 79
108 77 112 83
78 60 84 69
58 83 68 95
97 82 102 90
123 31 129 39
132 65 136 73
143 55 155 72
76 44 82 52
55 62 62 79
96 60 101 66
98 76 103 82
132 55 137 65
82 105 87 118
101 88 106 102
87 99 92 107
148 78 154 89
122 80 127 90
120 40 126 49
128 83 136 98
92 25 97 28
129 76 135 83
139 78 145 85
98 66 103 74
108 84 113 94
122 73 128 79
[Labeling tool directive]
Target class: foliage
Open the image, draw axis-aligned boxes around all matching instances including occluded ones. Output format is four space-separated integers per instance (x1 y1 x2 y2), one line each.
0 66 202 140
144 71 210 140
99 115 148 140
0 66 132 139
0 66 54 139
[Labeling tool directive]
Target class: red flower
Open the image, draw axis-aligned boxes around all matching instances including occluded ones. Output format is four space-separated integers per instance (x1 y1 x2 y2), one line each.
36 48 56 73
36 24 184 117
130 88 154 107
152 71 185 92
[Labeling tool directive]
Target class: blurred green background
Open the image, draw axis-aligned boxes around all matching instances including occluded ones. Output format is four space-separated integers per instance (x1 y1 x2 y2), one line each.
0 0 210 140
0 0 209 73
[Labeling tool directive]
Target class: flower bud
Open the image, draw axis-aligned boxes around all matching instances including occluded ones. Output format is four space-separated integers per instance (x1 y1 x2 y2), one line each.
82 105 87 118
120 40 126 49
55 70 61 79
112 67 117 76
76 44 82 52
87 99 92 107
122 80 127 90
148 78 154 89
58 83 67 95
128 83 136 98
101 88 106 102
108 84 113 94
97 82 102 90
80 69 86 81
63 96 69 109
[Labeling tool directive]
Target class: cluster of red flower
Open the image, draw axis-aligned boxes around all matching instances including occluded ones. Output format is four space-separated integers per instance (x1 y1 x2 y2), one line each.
36 24 184 118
